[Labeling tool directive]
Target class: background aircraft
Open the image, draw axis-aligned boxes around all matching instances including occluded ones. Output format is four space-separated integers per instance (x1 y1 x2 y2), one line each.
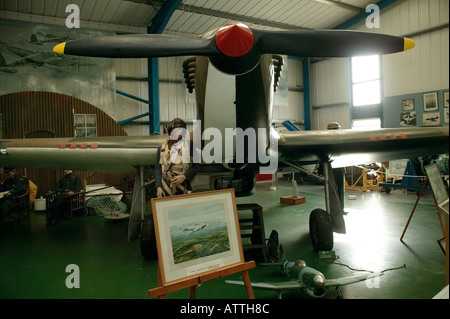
1 22 448 257
0 39 88 73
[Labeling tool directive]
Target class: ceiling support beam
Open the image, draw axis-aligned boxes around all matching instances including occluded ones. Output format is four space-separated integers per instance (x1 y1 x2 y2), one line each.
147 0 182 135
311 0 363 13
142 0 309 30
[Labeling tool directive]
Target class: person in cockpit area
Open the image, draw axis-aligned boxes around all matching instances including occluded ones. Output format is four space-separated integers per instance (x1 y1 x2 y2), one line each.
154 118 199 197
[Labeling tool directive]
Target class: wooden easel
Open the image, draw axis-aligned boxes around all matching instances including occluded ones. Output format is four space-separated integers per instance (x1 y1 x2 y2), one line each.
400 178 446 242
148 261 256 299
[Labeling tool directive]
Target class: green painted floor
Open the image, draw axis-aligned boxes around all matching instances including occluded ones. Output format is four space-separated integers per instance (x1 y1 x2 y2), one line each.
0 178 447 300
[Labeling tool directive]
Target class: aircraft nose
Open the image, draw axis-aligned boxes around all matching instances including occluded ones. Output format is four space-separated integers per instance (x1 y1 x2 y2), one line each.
215 22 254 57
313 273 326 287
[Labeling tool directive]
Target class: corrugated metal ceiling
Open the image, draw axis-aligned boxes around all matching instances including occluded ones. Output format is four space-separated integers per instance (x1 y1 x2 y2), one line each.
0 0 384 35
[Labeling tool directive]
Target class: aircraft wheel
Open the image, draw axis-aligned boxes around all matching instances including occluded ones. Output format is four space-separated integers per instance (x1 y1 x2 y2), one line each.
140 214 157 260
309 208 333 252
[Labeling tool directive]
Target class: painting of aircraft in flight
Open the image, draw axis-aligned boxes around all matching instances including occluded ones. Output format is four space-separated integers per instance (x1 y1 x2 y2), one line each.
1 22 448 258
184 223 207 233
225 246 385 299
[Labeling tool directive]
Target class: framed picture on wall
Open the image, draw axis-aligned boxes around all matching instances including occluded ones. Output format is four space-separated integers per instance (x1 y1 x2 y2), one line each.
401 98 414 111
400 111 416 126
444 91 449 108
423 92 438 111
422 112 440 126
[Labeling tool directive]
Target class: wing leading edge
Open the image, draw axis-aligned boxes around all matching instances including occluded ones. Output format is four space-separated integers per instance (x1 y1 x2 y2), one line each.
0 135 167 174
278 126 449 168
225 279 305 291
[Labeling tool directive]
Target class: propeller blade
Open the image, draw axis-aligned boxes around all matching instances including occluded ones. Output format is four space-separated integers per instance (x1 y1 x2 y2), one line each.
253 29 414 57
53 34 214 58
54 24 414 61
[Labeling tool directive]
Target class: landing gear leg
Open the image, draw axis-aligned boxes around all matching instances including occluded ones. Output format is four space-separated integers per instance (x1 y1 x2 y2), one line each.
127 166 157 259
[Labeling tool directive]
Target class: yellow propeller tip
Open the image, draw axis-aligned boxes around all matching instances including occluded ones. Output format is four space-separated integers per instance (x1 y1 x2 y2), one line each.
53 42 66 54
404 38 415 51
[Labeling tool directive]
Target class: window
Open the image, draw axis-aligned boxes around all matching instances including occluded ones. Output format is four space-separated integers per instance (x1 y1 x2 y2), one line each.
351 55 381 129
351 55 380 106
74 114 97 137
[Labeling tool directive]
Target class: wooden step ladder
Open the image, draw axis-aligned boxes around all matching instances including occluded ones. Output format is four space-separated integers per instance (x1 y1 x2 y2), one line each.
237 203 268 262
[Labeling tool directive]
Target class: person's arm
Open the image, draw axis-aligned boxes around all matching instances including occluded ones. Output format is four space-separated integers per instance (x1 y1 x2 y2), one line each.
184 162 199 182
154 145 167 197
55 178 64 192
184 140 200 181
154 145 162 189
10 177 28 197
74 175 82 192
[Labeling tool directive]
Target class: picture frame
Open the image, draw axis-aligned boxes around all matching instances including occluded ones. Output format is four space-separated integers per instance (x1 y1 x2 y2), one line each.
151 188 244 285
422 112 440 126
401 98 414 111
400 111 416 126
444 91 449 108
423 92 438 111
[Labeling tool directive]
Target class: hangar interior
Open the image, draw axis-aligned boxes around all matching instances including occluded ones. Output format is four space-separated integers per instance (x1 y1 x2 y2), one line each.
0 0 449 300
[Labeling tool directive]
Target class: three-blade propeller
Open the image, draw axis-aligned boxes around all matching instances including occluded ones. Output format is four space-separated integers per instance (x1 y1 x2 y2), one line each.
54 22 414 74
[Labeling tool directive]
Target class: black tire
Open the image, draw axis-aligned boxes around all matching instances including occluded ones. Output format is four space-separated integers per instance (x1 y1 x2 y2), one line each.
309 208 333 252
140 214 157 260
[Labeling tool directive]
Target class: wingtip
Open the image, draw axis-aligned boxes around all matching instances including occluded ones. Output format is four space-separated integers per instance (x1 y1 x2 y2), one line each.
404 37 415 51
53 42 66 54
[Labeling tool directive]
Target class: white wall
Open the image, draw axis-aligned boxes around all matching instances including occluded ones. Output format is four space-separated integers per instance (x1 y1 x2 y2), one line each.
309 58 351 129
354 0 449 96
115 58 150 135
307 0 449 130
158 57 197 125
273 57 304 127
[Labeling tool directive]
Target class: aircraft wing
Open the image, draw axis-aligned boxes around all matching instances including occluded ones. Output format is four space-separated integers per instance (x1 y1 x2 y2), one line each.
278 126 449 168
324 272 381 287
226 272 381 291
225 280 304 291
0 135 167 174
1 126 448 173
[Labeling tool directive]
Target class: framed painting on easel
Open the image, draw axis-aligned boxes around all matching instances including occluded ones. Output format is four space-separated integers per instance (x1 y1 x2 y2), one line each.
151 188 244 285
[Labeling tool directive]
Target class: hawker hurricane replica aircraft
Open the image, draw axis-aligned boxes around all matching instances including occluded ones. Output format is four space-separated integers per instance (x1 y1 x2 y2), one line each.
1 23 448 257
